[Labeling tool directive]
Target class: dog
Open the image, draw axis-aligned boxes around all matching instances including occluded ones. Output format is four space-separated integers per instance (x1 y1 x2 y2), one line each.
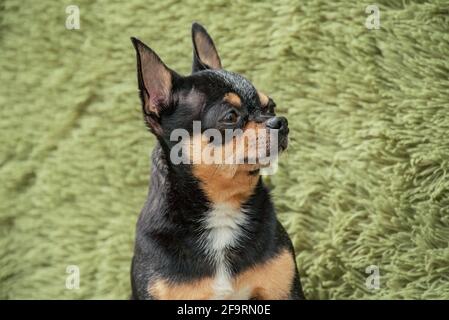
130 23 305 300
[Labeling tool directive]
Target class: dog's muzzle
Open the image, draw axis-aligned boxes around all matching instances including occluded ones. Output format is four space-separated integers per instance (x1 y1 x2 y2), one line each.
266 116 289 151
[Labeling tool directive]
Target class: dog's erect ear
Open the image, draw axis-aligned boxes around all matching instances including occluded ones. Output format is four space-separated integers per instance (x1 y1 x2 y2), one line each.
191 22 222 72
131 37 175 134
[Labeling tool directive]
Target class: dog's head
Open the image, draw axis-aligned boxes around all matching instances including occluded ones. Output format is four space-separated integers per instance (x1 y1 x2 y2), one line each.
132 23 289 205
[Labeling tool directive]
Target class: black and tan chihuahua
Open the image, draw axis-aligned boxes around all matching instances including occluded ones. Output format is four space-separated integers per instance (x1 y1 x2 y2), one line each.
130 23 304 300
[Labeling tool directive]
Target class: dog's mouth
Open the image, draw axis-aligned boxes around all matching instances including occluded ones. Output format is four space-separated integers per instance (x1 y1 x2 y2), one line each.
279 135 289 152
248 168 260 175
241 135 288 164
174 126 288 172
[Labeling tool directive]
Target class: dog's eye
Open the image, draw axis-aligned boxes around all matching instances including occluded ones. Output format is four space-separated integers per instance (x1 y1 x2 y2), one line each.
223 111 238 123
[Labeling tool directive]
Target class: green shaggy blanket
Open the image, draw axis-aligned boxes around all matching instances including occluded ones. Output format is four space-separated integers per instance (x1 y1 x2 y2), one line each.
1 0 448 299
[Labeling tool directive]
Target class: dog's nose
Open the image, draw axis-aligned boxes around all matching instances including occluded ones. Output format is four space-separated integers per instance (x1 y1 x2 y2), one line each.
266 116 289 134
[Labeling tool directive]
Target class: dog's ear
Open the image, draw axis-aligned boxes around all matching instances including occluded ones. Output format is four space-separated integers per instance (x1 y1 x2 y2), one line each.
131 37 176 135
191 22 222 72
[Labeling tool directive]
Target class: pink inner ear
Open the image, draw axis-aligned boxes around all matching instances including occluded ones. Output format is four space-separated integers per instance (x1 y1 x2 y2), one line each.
147 93 170 117
137 44 172 116
195 33 221 70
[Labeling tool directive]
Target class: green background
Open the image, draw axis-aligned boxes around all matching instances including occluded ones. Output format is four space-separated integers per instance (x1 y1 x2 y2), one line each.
1 0 448 299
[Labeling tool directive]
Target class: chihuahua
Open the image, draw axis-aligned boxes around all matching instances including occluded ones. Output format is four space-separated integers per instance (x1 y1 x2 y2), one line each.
130 23 305 300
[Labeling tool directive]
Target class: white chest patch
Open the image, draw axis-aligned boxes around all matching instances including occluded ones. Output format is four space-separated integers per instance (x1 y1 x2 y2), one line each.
200 203 250 299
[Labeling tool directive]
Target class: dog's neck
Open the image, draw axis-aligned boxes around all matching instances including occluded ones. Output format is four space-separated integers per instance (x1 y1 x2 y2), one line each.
149 142 261 214
144 143 276 261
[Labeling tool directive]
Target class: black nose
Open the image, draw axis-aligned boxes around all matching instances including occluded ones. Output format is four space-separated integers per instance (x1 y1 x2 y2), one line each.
266 116 289 133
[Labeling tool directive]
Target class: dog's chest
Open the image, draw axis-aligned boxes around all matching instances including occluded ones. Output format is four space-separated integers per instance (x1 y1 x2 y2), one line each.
147 204 295 300
201 203 251 299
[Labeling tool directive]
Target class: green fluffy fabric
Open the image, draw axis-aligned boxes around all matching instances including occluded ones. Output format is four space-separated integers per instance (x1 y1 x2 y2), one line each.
1 0 448 299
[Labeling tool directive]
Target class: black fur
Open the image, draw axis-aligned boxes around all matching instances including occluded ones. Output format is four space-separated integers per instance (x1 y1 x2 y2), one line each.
130 23 305 300
131 145 305 300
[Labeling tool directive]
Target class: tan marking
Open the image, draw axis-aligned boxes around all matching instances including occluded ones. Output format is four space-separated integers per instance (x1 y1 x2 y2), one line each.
190 121 267 208
223 92 242 108
258 91 269 107
148 249 295 300
193 165 260 208
149 278 214 300
234 249 295 299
